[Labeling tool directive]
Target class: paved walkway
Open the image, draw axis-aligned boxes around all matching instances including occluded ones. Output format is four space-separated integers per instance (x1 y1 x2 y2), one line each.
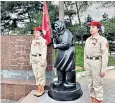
76 69 115 103
1 99 16 103
1 69 115 103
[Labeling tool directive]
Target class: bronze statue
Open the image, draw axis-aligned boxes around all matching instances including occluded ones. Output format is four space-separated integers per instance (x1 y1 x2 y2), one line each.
52 20 76 88
48 20 82 101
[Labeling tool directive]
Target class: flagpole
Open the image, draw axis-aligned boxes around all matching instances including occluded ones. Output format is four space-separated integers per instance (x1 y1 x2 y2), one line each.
59 1 64 21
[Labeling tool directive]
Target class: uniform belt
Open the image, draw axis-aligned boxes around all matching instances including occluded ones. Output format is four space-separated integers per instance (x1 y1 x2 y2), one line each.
87 57 100 60
32 54 37 57
32 54 41 57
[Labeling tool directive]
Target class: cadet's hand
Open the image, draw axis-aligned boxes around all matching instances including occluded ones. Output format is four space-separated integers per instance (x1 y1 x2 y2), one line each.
100 72 105 77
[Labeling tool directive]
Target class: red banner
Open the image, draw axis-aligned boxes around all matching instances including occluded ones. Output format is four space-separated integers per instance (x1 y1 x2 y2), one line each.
42 1 51 45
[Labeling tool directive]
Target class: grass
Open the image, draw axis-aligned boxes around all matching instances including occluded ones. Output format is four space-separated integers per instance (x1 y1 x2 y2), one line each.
53 45 84 67
53 45 115 68
75 45 115 67
108 56 115 66
75 45 84 67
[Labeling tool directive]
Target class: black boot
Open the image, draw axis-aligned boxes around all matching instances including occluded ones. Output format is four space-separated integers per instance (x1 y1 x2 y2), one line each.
64 70 76 88
53 70 66 87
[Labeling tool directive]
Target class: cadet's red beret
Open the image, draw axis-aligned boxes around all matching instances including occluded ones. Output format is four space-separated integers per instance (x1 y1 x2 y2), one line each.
34 26 42 31
89 21 102 27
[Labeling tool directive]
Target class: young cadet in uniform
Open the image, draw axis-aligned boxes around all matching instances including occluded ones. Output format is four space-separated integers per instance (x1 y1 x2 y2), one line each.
84 21 109 103
30 26 47 97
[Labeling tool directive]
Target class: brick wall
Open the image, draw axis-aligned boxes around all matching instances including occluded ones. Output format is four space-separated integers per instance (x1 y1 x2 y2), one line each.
1 35 53 70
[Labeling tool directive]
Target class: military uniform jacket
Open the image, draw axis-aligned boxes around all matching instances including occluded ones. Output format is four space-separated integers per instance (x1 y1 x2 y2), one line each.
30 36 47 65
84 35 109 73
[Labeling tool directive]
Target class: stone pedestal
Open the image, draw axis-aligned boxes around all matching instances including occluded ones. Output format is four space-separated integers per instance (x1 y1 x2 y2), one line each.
48 82 83 101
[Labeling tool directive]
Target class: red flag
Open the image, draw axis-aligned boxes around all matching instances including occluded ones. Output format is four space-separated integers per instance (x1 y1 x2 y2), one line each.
42 1 51 45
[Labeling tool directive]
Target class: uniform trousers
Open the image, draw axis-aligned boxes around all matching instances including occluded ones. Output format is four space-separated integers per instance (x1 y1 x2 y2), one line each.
85 58 104 101
32 63 46 86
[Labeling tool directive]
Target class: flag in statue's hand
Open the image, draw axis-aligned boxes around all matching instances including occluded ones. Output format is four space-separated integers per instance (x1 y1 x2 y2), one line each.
42 1 51 45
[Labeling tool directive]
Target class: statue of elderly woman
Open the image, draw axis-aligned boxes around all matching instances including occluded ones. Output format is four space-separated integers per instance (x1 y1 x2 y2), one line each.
48 20 82 101
52 20 76 88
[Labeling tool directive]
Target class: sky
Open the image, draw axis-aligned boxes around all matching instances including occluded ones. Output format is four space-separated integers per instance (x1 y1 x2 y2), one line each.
80 3 115 23
52 1 115 24
8 1 115 27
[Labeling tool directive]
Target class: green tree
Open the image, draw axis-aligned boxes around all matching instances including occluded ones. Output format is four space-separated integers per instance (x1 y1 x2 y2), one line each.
100 1 115 8
64 1 76 25
75 1 92 26
1 1 58 35
102 18 115 35
1 1 43 34
102 18 115 53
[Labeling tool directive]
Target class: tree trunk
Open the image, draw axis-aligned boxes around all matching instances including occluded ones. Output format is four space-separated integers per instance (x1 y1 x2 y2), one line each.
81 35 84 46
27 12 33 34
75 2 81 26
64 2 72 25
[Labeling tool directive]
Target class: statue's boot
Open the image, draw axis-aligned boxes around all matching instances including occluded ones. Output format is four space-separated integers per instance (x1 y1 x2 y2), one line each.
53 70 65 87
64 71 76 88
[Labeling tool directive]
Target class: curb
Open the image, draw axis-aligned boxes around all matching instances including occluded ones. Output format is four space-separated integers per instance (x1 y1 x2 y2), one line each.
107 66 115 70
76 71 86 78
76 66 115 78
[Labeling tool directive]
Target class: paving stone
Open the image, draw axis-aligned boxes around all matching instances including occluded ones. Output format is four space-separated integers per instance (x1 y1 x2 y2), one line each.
2 70 115 103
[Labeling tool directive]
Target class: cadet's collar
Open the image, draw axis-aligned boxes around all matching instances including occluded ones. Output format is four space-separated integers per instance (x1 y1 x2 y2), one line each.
90 34 100 40
35 36 42 40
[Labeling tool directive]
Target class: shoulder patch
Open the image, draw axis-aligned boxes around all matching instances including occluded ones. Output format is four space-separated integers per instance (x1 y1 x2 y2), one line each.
106 43 109 48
